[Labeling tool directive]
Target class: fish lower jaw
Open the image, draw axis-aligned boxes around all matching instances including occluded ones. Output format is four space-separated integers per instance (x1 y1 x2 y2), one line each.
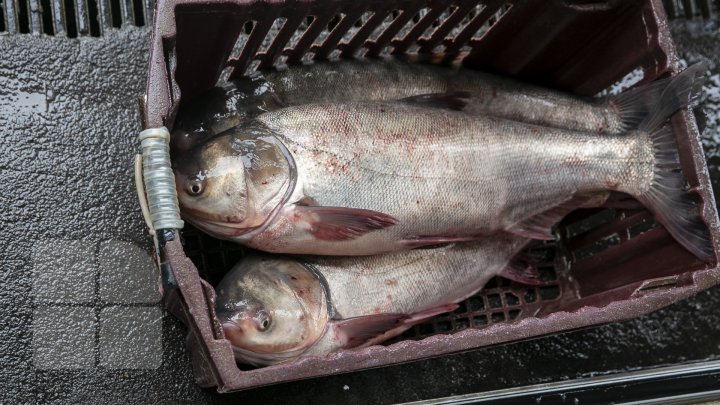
230 344 307 366
182 215 259 239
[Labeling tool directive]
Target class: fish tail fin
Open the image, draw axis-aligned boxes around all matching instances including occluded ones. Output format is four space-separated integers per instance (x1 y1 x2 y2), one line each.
609 62 708 132
610 77 672 131
632 63 714 262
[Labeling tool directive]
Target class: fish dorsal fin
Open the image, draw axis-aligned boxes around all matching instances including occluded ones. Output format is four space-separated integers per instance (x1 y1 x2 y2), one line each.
499 252 542 286
507 193 610 240
336 314 410 349
399 91 471 111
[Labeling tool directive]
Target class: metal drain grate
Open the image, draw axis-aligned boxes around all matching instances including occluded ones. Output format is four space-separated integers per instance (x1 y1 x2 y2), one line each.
662 0 719 19
0 0 152 37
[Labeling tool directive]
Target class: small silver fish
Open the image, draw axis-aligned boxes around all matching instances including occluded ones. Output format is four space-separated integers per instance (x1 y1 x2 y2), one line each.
174 64 713 261
215 235 533 366
171 58 658 154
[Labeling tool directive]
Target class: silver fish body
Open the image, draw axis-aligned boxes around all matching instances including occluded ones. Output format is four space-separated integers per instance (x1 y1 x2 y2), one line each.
175 64 713 261
215 235 530 366
171 59 638 154
179 102 648 255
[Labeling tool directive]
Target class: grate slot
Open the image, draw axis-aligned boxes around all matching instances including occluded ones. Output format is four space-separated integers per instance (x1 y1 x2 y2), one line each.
130 0 141 25
365 4 425 58
39 0 54 34
448 1 509 54
663 0 715 19
313 9 365 60
417 2 476 53
61 0 77 36
287 7 343 64
340 6 393 58
683 0 697 17
257 14 306 69
15 0 30 34
228 15 279 79
664 0 680 17
0 0 6 31
390 3 449 55
86 0 100 36
698 0 712 17
108 0 120 28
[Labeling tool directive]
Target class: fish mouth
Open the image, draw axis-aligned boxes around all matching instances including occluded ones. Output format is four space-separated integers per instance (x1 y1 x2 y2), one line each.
230 343 309 367
183 214 260 237
180 206 262 237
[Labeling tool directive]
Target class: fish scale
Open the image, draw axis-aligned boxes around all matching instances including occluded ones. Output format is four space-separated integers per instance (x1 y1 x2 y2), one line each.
249 102 652 255
314 241 514 316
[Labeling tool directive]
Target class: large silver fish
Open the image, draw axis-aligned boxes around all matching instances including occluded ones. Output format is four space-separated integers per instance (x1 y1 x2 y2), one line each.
215 235 533 366
174 64 713 261
171 58 660 154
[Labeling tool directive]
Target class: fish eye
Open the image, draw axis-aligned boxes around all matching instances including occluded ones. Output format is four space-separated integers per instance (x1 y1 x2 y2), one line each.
186 178 205 196
256 311 272 332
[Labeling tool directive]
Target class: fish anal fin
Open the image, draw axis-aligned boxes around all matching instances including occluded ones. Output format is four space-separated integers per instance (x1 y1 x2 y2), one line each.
292 205 398 241
399 91 471 111
507 193 610 240
499 253 542 286
336 314 409 349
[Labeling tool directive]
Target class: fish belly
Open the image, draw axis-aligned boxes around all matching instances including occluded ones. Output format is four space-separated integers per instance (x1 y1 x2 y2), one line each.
314 236 529 318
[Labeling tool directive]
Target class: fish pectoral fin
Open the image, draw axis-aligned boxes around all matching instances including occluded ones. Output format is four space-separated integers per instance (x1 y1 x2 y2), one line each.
398 91 471 111
507 193 610 240
291 205 398 241
335 314 410 349
402 235 483 249
499 253 542 286
337 305 459 349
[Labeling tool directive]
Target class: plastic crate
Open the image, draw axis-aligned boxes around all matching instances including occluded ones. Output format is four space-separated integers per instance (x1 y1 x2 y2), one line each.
140 0 720 392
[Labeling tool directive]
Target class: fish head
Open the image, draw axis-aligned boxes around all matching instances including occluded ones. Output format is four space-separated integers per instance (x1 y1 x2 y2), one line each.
215 256 330 364
173 125 295 238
